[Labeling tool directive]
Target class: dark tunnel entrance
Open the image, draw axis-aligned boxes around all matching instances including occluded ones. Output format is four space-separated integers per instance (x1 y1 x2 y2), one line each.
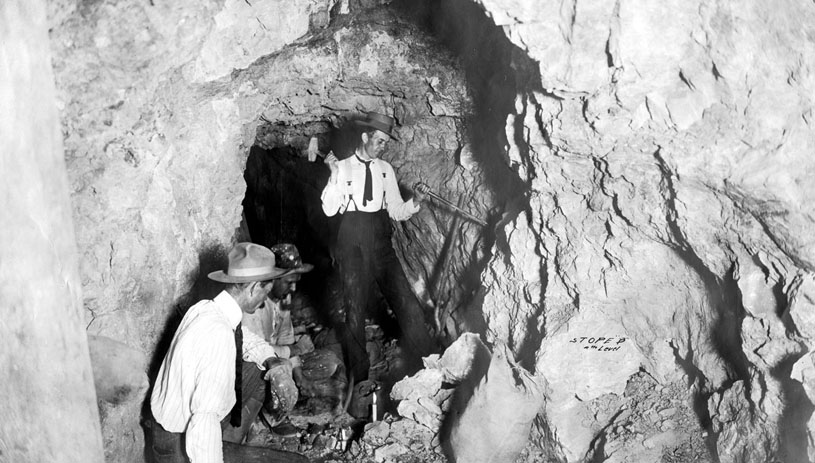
237 0 546 375
241 136 339 323
234 0 550 456
240 121 429 371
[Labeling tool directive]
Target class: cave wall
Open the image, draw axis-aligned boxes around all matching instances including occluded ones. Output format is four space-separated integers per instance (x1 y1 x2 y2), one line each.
45 0 815 461
463 0 815 461
1 1 104 461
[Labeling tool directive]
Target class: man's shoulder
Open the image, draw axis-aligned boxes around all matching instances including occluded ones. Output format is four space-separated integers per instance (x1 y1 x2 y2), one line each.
181 299 229 328
373 158 395 169
187 297 216 314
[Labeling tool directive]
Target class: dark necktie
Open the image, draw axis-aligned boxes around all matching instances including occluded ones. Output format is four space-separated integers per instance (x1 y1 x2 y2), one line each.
230 322 242 427
361 158 373 206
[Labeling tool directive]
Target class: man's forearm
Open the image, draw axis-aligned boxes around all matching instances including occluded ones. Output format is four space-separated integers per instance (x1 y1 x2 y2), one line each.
186 412 224 463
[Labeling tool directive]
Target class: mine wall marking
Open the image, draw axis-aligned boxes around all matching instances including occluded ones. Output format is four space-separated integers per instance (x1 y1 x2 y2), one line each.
568 336 627 352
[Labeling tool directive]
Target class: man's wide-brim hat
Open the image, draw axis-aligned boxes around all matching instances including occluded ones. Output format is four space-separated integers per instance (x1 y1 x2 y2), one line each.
271 243 314 274
208 242 292 283
354 111 399 141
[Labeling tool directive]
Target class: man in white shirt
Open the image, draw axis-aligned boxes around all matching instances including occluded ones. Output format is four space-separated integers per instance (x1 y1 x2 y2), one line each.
148 242 293 463
321 111 437 388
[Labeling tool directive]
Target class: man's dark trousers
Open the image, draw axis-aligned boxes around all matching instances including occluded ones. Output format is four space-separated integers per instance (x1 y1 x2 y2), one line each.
334 210 435 381
146 362 266 462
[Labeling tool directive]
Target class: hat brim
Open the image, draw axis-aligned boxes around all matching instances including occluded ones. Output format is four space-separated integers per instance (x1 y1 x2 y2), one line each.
207 268 292 283
356 120 398 141
286 263 314 274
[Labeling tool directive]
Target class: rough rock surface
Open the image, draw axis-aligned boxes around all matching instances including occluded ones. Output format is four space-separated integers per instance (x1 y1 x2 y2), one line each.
2 2 104 461
87 336 149 462
45 0 815 461
467 0 815 461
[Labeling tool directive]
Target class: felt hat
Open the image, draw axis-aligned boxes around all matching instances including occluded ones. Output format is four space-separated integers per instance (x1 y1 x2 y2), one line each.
355 111 398 141
270 243 314 274
208 242 292 283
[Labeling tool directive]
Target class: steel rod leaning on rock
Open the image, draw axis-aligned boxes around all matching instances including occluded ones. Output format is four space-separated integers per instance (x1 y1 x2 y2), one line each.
414 183 487 226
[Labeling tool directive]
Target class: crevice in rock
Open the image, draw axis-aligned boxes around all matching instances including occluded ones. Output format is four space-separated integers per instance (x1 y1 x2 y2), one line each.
529 90 560 151
515 251 548 371
522 414 567 462
654 148 760 458
587 430 608 463
654 148 753 379
390 0 555 359
512 92 538 182
394 0 534 208
585 407 627 463
716 267 756 404
772 352 814 463
669 338 721 462
593 156 633 228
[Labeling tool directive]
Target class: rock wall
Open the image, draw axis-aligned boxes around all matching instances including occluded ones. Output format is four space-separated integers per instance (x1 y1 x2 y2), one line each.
463 0 815 461
1 1 104 461
46 0 815 461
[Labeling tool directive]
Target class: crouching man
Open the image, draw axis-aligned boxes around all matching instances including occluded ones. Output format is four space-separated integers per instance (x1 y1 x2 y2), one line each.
147 242 292 463
225 243 345 440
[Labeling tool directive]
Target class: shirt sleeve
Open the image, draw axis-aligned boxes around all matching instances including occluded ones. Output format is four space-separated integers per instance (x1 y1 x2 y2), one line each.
321 163 345 217
242 325 291 366
186 330 234 463
383 162 420 221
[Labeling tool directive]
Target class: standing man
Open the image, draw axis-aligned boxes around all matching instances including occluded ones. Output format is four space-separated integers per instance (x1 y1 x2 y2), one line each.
321 111 437 385
148 242 292 463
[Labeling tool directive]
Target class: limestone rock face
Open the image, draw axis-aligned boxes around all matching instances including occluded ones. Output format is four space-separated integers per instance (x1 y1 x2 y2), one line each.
469 0 815 461
47 0 815 461
2 2 104 461
87 336 149 462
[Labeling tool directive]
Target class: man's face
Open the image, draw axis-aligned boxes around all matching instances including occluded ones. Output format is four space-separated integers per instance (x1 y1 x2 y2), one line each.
244 281 274 314
271 273 300 300
362 130 390 159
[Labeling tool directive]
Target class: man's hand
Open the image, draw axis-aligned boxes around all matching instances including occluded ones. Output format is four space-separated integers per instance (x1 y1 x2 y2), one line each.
325 152 339 180
263 356 293 381
413 182 431 203
262 357 298 412
289 335 315 357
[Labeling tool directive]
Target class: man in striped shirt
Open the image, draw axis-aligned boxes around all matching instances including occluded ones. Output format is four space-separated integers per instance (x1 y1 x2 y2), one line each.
148 242 292 463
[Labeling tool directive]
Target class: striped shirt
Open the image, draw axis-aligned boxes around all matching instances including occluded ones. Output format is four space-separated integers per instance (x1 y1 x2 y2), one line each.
321 151 419 219
150 291 241 463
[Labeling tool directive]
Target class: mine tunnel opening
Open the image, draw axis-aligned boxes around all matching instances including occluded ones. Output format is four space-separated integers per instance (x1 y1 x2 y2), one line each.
241 121 339 325
236 0 544 358
241 117 451 374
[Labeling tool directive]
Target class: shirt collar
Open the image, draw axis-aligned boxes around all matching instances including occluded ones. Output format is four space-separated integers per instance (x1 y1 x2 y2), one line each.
354 149 373 164
214 291 243 329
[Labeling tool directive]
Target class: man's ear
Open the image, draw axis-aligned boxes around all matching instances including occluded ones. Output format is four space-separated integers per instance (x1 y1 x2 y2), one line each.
248 281 262 295
361 132 370 144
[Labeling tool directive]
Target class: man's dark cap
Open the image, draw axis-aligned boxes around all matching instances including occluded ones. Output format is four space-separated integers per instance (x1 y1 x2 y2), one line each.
270 243 314 274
